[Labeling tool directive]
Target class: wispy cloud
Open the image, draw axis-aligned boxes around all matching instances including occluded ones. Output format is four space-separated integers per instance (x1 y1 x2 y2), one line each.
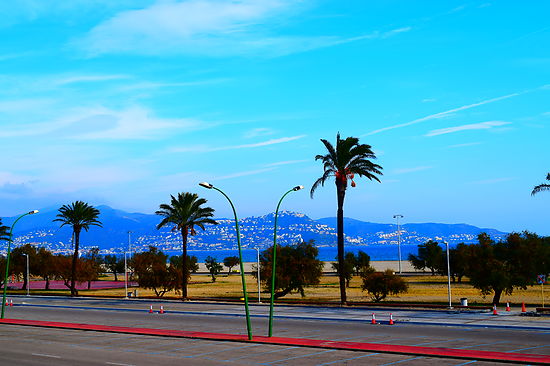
171 135 307 153
365 92 521 136
447 142 482 148
426 121 511 137
77 0 411 57
54 74 130 86
264 159 309 167
393 166 433 174
0 106 201 140
215 167 276 181
470 177 515 185
244 127 275 139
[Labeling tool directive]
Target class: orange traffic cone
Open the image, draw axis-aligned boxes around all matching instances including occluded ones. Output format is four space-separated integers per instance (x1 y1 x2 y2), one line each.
521 302 527 313
505 302 511 312
371 313 377 325
159 305 164 314
389 313 394 325
149 305 153 313
9 299 12 307
4 299 8 306
492 305 498 315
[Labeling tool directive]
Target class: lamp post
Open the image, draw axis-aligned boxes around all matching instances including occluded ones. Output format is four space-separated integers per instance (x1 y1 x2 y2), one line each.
255 247 260 304
125 231 132 299
393 215 403 274
199 182 253 340
444 240 452 309
23 253 29 297
269 185 303 337
2 210 39 319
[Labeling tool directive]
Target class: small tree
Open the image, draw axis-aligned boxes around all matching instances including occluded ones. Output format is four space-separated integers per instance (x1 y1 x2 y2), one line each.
331 252 356 288
170 255 199 274
35 247 55 289
82 248 102 289
408 240 444 275
132 246 179 297
205 256 223 282
256 240 323 299
104 254 125 281
354 250 371 275
361 269 408 302
223 256 240 275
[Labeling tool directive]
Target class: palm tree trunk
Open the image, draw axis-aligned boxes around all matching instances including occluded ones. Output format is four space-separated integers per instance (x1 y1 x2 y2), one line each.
181 228 189 300
336 181 347 305
70 228 81 296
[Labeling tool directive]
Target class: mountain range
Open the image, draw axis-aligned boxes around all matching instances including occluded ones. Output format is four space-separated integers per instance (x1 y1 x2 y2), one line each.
1 206 508 254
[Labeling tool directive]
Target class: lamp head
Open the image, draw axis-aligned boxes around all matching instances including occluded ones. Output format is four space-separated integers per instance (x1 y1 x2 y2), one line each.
199 182 213 189
29 210 39 215
293 185 304 191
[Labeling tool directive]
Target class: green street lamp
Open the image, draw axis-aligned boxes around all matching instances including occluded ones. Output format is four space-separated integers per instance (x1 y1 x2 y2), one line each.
2 210 39 319
199 182 253 340
269 185 303 337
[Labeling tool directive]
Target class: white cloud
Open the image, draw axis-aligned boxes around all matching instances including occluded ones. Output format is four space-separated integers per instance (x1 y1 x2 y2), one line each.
264 159 309 167
365 92 521 135
77 0 411 57
244 127 275 139
393 166 433 174
54 74 130 86
447 142 482 148
470 177 515 185
0 106 201 140
216 167 275 181
171 135 307 153
426 121 511 137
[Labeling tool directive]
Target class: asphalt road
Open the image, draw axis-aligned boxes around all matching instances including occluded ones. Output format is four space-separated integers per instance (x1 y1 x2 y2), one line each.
0 296 548 365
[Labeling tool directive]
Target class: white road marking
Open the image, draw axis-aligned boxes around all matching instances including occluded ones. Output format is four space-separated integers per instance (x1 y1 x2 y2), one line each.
31 353 61 358
106 362 136 366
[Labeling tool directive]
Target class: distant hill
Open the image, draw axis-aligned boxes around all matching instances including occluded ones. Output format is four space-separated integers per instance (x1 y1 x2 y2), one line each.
1 206 508 254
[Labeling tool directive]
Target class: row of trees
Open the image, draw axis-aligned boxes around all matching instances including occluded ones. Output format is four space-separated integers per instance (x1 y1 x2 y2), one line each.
409 232 550 304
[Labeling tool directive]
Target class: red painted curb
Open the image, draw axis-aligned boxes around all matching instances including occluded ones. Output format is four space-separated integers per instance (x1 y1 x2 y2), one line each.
1 319 548 364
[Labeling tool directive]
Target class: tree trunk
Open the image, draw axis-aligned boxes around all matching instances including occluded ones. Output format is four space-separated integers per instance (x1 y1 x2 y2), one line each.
114 271 118 282
22 273 27 291
336 180 347 305
492 288 502 306
45 276 50 290
274 287 293 299
70 228 81 296
181 228 189 300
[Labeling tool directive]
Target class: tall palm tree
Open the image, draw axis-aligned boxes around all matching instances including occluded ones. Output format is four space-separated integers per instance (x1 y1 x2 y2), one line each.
0 219 9 242
311 133 382 304
156 192 217 300
54 201 102 296
532 173 550 196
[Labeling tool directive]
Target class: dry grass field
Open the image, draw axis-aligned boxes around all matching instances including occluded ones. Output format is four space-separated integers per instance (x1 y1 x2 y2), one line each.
80 273 547 307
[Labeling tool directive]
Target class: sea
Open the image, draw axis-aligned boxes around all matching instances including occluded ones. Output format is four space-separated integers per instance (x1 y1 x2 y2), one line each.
163 243 457 262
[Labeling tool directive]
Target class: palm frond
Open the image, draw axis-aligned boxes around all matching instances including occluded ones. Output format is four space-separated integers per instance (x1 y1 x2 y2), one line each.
531 173 550 196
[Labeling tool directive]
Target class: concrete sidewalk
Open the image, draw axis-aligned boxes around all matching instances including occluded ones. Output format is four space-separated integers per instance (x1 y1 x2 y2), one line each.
1 318 549 364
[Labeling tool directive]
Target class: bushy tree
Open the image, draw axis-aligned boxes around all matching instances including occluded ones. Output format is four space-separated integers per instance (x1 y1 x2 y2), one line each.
332 252 356 288
81 248 102 289
223 256 239 275
11 244 38 290
205 256 223 282
361 269 408 302
466 232 550 305
132 246 179 297
35 247 55 289
256 240 323 299
354 250 372 275
408 240 444 275
103 254 125 281
169 255 199 274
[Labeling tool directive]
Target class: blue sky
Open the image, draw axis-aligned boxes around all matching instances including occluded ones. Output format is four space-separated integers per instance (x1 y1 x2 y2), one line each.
0 1 548 234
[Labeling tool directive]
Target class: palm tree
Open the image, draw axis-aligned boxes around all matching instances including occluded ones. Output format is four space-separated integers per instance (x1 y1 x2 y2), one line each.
156 192 217 300
54 201 102 296
532 173 550 196
0 219 9 242
311 133 382 304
